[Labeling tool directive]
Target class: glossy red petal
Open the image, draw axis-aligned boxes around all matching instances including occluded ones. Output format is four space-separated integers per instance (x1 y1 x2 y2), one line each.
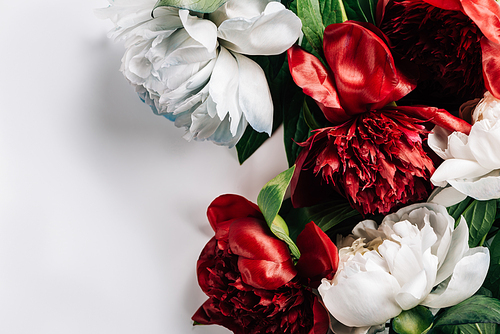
394 106 472 135
481 37 500 99
323 21 414 113
460 0 500 44
308 297 330 334
296 222 339 288
207 194 262 233
287 45 350 123
196 237 217 294
228 217 297 289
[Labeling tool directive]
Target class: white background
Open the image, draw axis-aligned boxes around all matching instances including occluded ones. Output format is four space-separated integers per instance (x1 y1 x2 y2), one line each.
0 1 289 333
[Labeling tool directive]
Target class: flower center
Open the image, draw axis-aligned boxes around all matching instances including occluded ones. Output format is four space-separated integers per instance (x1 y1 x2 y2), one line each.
380 0 484 109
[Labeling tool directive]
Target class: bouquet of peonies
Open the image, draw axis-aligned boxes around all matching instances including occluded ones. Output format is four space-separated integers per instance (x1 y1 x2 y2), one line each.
98 0 500 332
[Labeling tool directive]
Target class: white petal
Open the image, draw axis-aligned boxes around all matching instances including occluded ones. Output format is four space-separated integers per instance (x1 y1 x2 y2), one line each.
178 10 218 53
448 170 500 200
427 187 468 207
209 0 272 26
233 53 273 135
217 2 302 55
434 217 468 284
428 126 454 160
208 47 242 136
422 247 490 308
319 270 402 327
430 159 491 187
469 119 500 170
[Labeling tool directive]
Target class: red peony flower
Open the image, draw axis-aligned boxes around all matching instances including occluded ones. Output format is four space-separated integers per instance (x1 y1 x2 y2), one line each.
378 0 500 107
193 194 336 334
288 21 471 215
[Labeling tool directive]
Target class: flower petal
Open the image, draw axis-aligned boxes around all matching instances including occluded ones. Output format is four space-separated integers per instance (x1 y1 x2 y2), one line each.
460 0 500 44
179 9 218 53
287 45 350 124
469 119 500 170
233 52 273 135
430 159 491 187
323 21 414 114
217 2 302 55
427 186 468 208
229 217 297 289
422 247 490 308
448 170 500 200
296 222 339 288
319 269 401 327
481 37 500 99
208 47 242 136
206 194 262 233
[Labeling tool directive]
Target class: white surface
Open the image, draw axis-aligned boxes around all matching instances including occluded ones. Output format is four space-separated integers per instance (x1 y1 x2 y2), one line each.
0 2 289 333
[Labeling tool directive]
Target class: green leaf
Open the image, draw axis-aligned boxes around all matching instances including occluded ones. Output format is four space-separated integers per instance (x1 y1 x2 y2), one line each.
438 323 498 334
269 215 301 259
462 200 497 247
343 0 368 22
304 200 360 233
153 0 226 13
358 0 377 24
303 98 321 130
320 0 348 27
297 0 325 53
392 306 433 334
447 197 474 224
297 0 347 54
484 233 500 299
283 91 311 166
257 166 296 228
257 167 301 259
432 296 500 330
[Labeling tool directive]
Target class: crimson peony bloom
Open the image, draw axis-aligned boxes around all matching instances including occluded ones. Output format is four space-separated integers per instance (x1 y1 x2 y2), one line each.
193 194 335 334
378 0 500 107
288 21 471 215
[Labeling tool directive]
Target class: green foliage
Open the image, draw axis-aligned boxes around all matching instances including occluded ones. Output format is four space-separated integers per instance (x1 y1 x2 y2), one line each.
462 200 497 247
446 197 497 247
283 91 311 166
431 296 500 332
484 233 500 299
153 0 226 13
392 306 433 334
297 0 347 54
257 167 301 259
342 0 377 24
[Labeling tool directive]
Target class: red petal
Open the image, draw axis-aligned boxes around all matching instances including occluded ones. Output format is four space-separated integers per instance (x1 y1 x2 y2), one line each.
481 37 500 99
296 222 339 288
287 45 351 123
460 0 500 44
207 194 262 233
196 237 217 294
394 106 472 135
323 21 414 113
308 297 330 334
228 217 297 290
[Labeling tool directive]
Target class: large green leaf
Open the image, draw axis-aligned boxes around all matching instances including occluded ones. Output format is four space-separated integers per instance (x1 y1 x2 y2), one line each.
283 90 310 166
303 200 360 233
437 323 498 334
392 306 433 334
297 0 325 53
257 166 301 259
484 233 500 299
462 200 497 247
447 197 473 224
153 0 226 13
432 296 500 331
320 0 348 27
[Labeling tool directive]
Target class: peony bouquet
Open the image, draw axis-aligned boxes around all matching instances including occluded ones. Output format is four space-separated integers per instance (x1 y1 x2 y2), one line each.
99 0 500 332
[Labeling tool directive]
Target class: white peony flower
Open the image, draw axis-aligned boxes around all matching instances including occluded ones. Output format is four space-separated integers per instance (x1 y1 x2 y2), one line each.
318 203 489 334
429 91 500 201
97 0 302 146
